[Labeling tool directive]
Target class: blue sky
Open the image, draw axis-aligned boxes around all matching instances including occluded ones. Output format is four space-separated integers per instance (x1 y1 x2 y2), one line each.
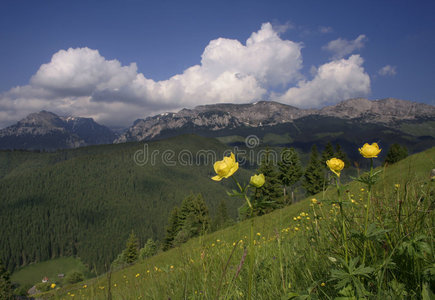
0 0 434 128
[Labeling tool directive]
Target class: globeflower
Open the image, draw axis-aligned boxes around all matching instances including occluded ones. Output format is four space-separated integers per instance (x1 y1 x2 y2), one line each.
326 157 345 177
250 173 265 188
211 153 239 181
359 143 381 158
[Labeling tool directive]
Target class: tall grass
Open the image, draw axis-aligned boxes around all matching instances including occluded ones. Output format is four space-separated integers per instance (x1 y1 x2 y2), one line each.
39 148 434 299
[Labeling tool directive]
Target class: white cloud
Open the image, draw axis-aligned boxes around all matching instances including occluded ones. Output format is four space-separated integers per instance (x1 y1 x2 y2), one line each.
0 23 372 129
319 26 333 34
378 65 397 76
276 55 371 107
323 34 367 59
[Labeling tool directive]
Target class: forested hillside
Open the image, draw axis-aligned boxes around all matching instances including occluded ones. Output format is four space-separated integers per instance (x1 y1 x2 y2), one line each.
0 135 248 272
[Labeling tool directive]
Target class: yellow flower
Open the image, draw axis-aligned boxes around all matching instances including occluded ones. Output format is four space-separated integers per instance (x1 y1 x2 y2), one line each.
212 153 239 181
83 285 87 289
326 158 345 177
321 282 326 287
135 273 140 277
359 143 381 158
250 173 265 188
394 184 400 189
311 198 317 204
50 283 56 289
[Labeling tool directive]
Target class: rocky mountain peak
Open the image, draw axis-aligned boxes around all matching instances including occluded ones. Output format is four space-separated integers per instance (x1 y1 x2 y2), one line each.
0 111 117 150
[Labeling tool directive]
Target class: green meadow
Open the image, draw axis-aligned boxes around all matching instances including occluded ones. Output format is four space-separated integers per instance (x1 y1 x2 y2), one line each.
34 146 434 299
11 257 90 289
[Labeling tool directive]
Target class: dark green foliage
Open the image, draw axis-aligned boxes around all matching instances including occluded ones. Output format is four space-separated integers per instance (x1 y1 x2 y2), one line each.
124 232 139 264
321 142 335 168
211 200 233 231
163 207 182 251
302 144 324 195
335 143 350 168
384 143 408 166
179 194 210 237
35 282 51 293
0 135 244 273
253 150 283 215
163 194 211 250
278 148 302 204
0 259 13 300
139 238 158 260
64 270 84 284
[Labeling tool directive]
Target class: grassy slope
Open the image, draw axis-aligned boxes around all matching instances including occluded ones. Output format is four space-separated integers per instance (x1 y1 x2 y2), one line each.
41 147 435 299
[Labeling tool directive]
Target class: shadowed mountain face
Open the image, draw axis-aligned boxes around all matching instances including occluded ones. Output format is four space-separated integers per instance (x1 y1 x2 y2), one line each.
0 111 117 150
115 98 435 143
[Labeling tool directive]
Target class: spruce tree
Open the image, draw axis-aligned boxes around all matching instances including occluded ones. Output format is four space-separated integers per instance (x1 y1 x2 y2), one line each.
335 143 350 168
321 142 336 187
0 259 13 300
178 194 210 238
384 143 408 165
254 149 283 215
321 142 335 167
302 144 324 196
124 231 139 264
278 147 302 204
163 207 182 251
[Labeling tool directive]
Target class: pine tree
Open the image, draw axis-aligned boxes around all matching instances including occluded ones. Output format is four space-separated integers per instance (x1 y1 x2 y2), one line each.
254 149 283 215
0 259 13 300
163 207 182 251
302 144 324 196
384 143 408 166
278 147 302 204
335 143 350 168
124 231 139 264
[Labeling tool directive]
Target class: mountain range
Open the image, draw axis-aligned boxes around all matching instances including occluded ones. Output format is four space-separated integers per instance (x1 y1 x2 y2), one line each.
0 98 434 151
115 97 435 143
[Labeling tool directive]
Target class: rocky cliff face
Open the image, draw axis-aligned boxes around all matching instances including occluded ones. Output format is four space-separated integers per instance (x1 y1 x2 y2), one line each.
0 111 116 150
318 98 435 121
116 98 435 143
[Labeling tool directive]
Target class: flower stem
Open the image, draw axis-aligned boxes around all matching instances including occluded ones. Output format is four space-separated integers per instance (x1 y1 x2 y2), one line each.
362 158 373 265
336 177 348 264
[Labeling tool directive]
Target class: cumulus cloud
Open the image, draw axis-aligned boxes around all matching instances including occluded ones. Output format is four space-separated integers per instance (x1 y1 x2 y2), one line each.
323 34 367 59
276 55 371 107
378 65 397 76
0 23 372 129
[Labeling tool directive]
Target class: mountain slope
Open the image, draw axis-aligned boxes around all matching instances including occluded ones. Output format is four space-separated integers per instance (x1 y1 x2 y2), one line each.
42 146 435 299
0 135 250 272
0 111 116 150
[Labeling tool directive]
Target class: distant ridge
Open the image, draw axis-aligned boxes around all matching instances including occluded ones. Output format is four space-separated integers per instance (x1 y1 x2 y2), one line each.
116 98 435 143
0 111 116 150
